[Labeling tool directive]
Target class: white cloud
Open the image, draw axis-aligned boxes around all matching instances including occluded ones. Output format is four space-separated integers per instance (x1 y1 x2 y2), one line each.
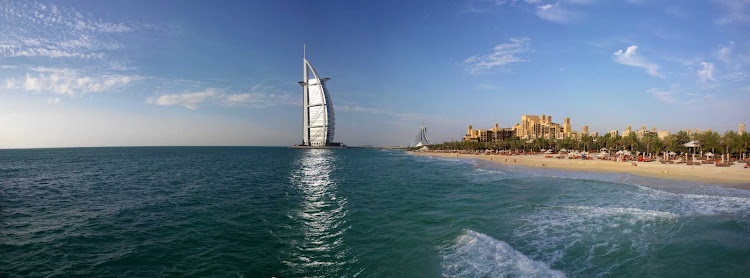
613 45 663 78
464 37 531 72
223 92 296 107
5 78 17 89
0 44 105 59
146 89 218 110
47 97 61 104
536 3 580 23
646 88 676 103
338 105 381 114
223 84 298 107
697 62 716 83
715 0 750 24
0 2 162 64
717 41 735 63
17 68 137 96
723 71 750 82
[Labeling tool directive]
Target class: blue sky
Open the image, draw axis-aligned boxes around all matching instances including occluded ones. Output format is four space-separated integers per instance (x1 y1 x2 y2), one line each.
1 0 749 148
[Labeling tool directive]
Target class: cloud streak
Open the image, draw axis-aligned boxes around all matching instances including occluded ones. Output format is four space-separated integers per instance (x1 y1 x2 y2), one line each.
146 84 298 110
646 88 676 103
536 3 580 23
613 45 662 77
697 62 716 83
146 89 218 110
464 37 531 72
8 67 138 96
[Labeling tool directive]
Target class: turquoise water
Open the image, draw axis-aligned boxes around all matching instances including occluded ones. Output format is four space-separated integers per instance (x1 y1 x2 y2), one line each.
1 147 749 277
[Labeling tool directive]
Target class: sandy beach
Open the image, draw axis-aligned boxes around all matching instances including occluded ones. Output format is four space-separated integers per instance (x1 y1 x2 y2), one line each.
411 151 750 188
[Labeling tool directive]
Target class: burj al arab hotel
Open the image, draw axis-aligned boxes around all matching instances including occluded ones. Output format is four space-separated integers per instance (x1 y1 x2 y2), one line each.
292 45 345 149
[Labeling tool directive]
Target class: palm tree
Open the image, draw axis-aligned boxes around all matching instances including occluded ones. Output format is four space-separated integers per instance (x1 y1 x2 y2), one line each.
663 135 678 154
723 131 740 159
699 131 720 154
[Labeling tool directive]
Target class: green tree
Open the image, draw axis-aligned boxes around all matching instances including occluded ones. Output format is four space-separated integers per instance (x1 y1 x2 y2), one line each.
699 131 721 154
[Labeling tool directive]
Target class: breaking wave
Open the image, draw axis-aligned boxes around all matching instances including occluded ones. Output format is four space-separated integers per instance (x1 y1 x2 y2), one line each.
441 229 565 278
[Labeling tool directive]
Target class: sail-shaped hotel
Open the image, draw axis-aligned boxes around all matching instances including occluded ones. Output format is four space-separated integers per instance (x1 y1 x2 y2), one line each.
292 45 345 148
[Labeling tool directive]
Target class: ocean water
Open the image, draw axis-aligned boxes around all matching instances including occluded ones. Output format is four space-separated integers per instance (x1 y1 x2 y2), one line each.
1 147 749 277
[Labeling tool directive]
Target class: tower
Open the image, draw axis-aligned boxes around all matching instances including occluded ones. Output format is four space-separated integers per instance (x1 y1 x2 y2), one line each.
298 45 336 146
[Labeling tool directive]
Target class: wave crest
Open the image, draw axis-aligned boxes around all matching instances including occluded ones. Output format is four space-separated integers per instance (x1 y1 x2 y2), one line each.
441 229 565 278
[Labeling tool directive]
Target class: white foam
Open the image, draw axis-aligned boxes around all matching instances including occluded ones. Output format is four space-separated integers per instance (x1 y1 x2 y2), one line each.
441 229 566 278
628 184 750 216
510 205 680 276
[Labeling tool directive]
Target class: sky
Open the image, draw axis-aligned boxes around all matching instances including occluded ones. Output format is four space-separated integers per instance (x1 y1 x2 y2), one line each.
0 0 749 148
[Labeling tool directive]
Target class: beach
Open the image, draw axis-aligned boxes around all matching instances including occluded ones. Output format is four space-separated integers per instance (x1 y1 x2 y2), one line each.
411 151 750 188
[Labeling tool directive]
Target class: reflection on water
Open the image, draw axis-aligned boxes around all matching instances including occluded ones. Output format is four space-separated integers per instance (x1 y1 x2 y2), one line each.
283 149 354 277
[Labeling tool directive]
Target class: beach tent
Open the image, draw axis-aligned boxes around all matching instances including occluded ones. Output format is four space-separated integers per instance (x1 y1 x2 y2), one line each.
541 149 546 152
419 146 429 151
600 148 608 151
705 152 714 157
683 140 700 148
560 148 568 152
615 150 624 155
623 150 632 156
544 150 554 154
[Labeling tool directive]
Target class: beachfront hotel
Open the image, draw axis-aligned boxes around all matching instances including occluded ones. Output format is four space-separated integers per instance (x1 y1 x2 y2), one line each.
463 114 747 144
464 114 588 142
510 114 587 140
296 45 339 147
463 124 515 143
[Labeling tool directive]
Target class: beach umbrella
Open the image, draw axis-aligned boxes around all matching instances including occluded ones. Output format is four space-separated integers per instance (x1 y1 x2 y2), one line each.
706 152 714 157
623 150 632 156
616 150 623 155
600 148 608 151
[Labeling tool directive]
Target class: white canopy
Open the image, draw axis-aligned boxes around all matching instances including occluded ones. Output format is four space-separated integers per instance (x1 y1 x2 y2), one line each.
683 140 700 148
600 148 608 151
545 150 554 154
705 152 714 157
541 149 546 152
615 150 624 155
419 146 429 151
668 151 676 155
560 148 568 152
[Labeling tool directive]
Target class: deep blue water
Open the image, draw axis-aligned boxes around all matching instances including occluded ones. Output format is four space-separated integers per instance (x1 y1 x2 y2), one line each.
1 147 749 277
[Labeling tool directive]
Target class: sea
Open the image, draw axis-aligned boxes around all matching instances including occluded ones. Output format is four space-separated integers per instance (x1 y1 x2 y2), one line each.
1 147 749 277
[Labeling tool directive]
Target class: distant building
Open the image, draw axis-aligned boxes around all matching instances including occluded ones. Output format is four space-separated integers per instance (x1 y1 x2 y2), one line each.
741 124 746 135
463 123 515 143
635 125 656 139
657 130 670 140
511 114 580 140
590 131 599 137
622 126 632 137
582 126 589 136
609 130 618 137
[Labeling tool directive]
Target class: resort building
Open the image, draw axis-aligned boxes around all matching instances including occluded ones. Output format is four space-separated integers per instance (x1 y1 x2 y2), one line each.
463 124 515 143
590 132 599 137
634 125 656 139
741 124 746 135
657 130 670 140
582 126 589 136
622 126 633 137
511 114 578 140
609 130 618 137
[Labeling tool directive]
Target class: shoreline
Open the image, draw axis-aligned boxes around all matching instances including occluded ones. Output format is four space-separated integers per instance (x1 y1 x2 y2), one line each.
410 151 750 189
